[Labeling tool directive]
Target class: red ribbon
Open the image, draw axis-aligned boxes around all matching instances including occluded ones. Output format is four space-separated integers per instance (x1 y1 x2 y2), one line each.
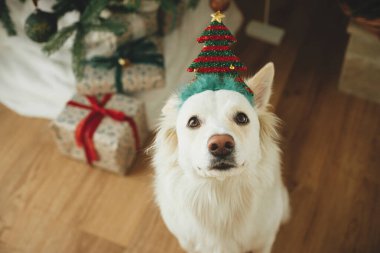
67 94 140 165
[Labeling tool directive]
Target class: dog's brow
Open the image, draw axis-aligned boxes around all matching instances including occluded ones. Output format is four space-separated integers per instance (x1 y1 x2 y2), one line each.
224 105 244 116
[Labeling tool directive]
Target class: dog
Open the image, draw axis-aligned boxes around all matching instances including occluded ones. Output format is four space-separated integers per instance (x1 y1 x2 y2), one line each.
151 63 290 253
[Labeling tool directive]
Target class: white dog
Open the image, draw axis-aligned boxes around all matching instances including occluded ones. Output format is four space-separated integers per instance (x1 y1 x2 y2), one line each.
151 63 290 253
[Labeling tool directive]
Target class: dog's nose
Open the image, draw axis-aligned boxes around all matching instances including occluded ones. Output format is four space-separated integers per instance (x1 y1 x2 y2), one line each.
207 134 235 157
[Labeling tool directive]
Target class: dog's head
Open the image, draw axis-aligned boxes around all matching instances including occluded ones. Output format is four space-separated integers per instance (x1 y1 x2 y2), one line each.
153 63 277 180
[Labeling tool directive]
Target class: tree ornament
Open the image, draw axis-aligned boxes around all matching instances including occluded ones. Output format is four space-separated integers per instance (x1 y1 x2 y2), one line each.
118 58 131 67
24 8 57 43
100 9 112 19
210 10 225 23
209 0 230 12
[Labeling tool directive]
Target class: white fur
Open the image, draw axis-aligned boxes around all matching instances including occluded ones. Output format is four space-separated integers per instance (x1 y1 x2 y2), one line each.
151 63 290 253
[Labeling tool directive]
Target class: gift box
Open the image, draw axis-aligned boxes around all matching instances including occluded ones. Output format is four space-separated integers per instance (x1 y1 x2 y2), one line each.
51 93 148 174
77 37 165 95
84 0 160 59
85 31 118 59
111 0 160 44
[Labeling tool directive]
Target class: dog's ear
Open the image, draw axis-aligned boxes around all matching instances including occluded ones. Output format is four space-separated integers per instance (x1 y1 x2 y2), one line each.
159 94 179 149
150 94 180 164
246 62 275 111
161 94 180 116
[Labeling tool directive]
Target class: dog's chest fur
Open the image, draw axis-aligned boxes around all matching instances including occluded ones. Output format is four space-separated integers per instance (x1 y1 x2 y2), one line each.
156 169 262 244
184 177 254 235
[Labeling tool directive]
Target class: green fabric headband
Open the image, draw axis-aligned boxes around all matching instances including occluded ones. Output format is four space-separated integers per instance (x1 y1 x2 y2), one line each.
180 74 254 106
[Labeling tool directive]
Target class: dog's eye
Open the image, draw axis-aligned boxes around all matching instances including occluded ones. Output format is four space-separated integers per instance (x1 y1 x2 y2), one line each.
234 112 249 125
187 116 201 128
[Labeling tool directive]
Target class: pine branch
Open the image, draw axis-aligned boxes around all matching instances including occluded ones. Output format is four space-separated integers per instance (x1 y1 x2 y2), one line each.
44 0 117 78
159 0 179 12
0 0 17 36
53 0 90 17
107 0 141 13
81 0 108 24
187 0 200 9
88 19 126 35
43 24 77 55
72 30 86 79
53 1 76 17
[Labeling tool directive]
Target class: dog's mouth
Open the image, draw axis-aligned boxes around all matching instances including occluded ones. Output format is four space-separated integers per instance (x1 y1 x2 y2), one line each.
197 159 245 179
210 159 237 171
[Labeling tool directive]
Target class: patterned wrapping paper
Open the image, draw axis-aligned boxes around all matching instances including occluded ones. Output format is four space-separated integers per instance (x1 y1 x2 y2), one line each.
51 94 148 174
77 37 165 95
77 64 164 95
84 0 160 59
114 12 158 45
112 0 160 45
85 31 117 59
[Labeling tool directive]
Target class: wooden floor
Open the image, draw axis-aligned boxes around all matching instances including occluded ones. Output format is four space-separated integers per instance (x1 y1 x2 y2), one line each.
1 1 380 253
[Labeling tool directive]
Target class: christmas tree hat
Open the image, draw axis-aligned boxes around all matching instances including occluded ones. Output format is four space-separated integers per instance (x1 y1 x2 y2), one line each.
180 11 254 105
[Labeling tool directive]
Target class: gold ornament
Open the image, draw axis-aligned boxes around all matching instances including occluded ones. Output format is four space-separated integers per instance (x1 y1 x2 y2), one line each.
211 11 225 23
118 58 130 67
209 0 231 12
229 64 235 70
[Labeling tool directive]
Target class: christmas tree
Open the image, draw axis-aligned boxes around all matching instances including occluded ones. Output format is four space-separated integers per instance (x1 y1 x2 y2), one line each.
0 0 200 78
187 11 247 82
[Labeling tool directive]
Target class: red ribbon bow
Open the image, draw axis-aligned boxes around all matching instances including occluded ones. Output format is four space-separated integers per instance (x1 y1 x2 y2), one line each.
67 94 140 165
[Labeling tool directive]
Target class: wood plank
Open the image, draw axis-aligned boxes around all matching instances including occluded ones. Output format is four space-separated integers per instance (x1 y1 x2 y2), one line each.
2 208 125 253
235 0 324 108
124 201 183 253
0 0 379 252
271 1 380 252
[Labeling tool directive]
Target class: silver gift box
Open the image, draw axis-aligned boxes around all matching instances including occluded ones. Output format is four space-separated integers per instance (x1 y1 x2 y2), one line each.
51 94 148 174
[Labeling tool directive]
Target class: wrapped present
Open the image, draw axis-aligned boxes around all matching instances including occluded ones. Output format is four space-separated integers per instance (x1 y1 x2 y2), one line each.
77 37 165 95
51 93 148 174
84 0 160 59
110 0 160 44
85 31 117 59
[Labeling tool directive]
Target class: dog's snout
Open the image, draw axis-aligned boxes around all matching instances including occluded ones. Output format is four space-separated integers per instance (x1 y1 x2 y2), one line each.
207 134 235 157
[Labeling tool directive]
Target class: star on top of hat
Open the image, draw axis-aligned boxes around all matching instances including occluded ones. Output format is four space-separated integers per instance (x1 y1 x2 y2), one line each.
211 11 225 23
